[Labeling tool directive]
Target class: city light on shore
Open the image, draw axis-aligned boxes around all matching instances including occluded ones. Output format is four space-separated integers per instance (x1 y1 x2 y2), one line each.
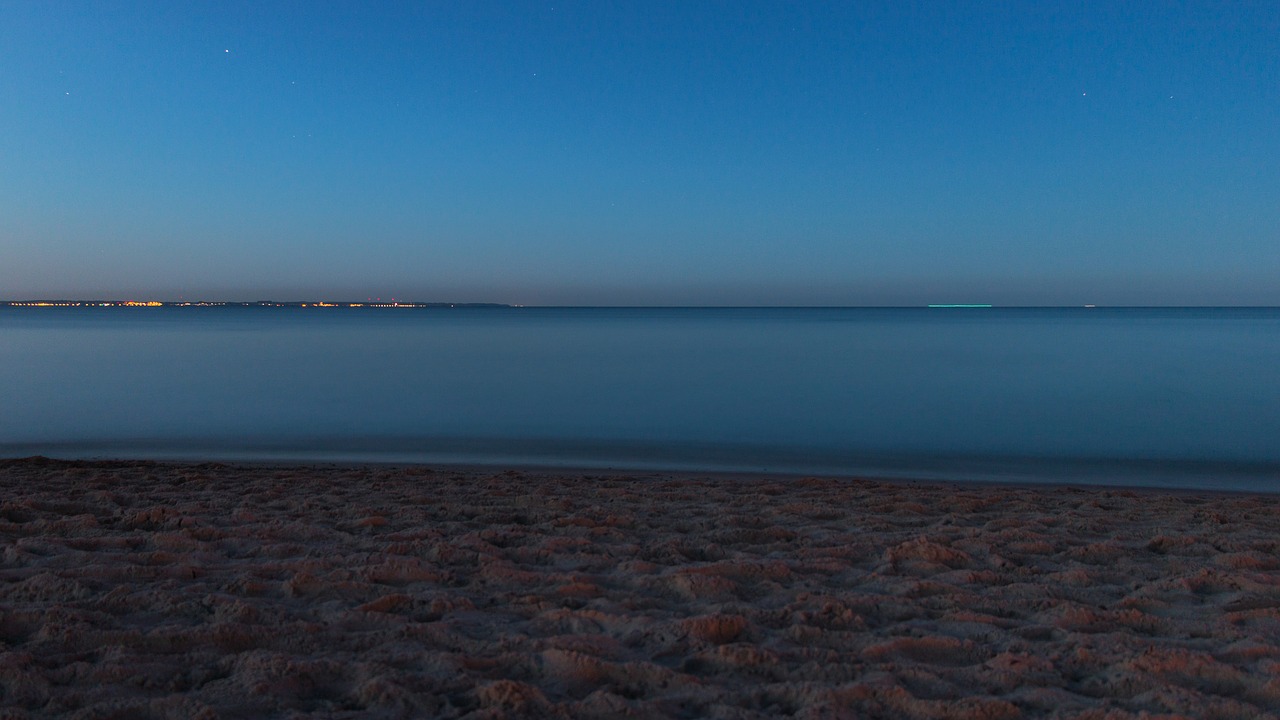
3 300 511 309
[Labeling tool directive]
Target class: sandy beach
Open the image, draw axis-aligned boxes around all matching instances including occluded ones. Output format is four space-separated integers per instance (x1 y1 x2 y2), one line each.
2 458 1279 719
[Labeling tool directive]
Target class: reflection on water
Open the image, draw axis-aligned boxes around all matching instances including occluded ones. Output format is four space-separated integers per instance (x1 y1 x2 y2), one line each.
2 307 1278 489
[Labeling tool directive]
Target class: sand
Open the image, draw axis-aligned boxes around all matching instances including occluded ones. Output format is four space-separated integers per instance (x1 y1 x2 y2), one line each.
2 458 1279 719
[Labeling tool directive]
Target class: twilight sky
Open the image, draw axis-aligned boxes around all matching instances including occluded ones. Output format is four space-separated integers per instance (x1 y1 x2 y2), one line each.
1 2 1277 305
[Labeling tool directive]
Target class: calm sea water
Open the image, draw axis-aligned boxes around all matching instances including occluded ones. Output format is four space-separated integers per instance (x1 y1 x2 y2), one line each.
2 307 1278 490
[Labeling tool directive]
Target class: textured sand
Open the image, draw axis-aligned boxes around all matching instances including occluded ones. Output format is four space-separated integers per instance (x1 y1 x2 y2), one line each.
2 458 1280 719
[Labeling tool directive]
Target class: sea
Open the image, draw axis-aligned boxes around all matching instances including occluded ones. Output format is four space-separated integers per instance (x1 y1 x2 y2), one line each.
2 306 1277 491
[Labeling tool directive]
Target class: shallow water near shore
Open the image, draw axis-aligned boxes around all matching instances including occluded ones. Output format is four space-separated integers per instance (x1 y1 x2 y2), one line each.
2 306 1278 489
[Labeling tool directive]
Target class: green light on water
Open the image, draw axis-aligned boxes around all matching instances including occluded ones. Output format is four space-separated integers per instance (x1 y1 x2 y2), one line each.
927 304 993 308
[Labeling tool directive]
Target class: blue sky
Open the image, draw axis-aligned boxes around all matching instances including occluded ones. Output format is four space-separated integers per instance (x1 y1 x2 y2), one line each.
2 1 1277 304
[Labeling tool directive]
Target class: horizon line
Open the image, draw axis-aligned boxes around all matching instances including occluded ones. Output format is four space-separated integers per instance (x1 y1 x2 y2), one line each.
5 300 1280 310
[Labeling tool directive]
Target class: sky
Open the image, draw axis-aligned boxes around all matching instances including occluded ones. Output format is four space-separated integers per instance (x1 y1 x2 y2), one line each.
1 2 1277 305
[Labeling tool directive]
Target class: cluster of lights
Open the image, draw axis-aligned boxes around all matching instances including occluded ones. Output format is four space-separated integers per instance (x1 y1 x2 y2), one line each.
6 300 480 309
5 301 164 307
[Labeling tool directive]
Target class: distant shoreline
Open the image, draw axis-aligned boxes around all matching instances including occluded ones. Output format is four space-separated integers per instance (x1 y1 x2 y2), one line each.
1 300 513 308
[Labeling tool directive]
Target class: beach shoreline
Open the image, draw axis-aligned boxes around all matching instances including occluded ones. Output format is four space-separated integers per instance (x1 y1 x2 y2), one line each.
3 457 1279 718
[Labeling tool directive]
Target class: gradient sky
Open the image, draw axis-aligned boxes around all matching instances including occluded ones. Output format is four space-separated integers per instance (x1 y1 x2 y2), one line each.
2 2 1277 305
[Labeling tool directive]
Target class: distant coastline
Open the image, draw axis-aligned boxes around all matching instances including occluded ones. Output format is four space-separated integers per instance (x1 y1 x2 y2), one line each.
2 300 513 309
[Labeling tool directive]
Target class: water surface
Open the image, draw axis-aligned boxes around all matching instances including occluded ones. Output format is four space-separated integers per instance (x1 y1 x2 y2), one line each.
2 307 1277 489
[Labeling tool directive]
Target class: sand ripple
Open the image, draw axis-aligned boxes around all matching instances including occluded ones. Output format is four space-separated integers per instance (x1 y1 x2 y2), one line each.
2 458 1280 718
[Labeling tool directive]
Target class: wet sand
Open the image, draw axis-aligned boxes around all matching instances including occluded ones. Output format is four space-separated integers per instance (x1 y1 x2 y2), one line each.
2 457 1279 719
